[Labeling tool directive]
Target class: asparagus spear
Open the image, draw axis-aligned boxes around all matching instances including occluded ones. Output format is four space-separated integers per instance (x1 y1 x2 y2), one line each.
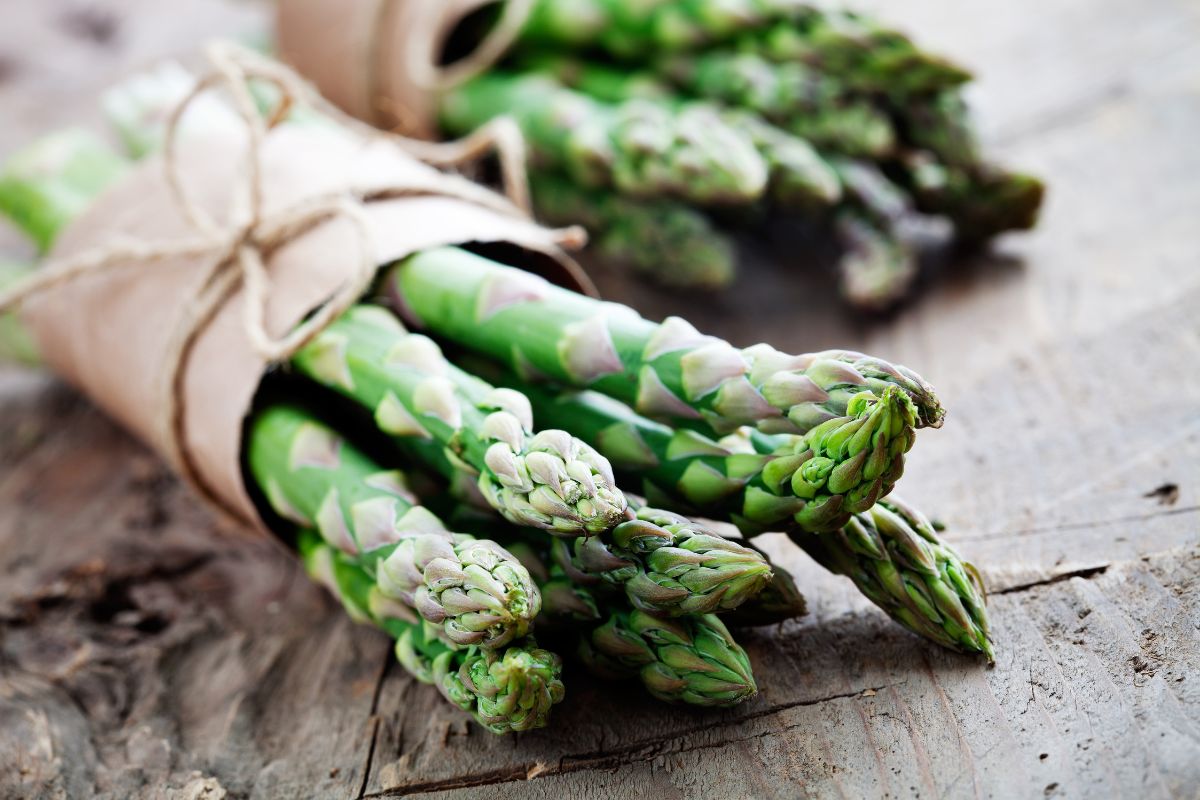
657 50 896 158
747 16 972 98
519 0 808 55
299 531 565 733
0 263 40 366
504 539 759 706
529 171 737 290
247 405 540 648
546 505 774 615
798 497 993 660
833 210 918 312
0 130 128 253
719 557 808 627
579 608 758 706
892 92 1044 242
383 246 944 434
440 72 768 204
528 57 842 210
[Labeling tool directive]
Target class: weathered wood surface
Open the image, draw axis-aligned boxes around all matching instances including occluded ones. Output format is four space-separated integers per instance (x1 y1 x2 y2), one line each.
1 0 1198 798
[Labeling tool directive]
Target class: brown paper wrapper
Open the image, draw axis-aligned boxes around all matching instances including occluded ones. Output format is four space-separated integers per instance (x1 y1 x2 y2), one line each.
277 0 496 137
22 123 591 533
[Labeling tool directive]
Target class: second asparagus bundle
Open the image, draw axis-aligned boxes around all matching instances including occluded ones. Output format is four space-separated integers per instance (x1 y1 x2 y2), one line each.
424 1 1044 307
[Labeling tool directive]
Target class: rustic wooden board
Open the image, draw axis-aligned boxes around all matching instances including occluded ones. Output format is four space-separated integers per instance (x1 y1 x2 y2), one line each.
1 1 1198 798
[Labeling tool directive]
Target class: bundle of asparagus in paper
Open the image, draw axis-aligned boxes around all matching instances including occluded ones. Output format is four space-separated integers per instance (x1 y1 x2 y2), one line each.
426 0 1043 309
0 66 993 735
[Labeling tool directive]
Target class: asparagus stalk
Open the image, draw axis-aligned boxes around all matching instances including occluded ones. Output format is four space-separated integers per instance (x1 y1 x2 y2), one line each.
546 505 774 615
833 210 918 312
247 405 540 648
579 608 758 706
529 171 737 290
503 539 759 706
519 0 809 56
528 56 842 210
384 246 944 434
892 92 1044 242
719 557 808 627
290 305 629 537
657 50 896 158
0 130 128 253
747 16 972 98
0 263 40 366
798 498 993 660
299 531 565 733
439 71 769 204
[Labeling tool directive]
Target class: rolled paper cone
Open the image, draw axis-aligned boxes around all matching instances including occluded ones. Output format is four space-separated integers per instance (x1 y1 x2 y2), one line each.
277 0 499 137
22 121 591 532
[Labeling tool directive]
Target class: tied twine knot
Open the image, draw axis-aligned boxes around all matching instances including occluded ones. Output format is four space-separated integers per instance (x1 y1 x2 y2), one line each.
0 39 582 510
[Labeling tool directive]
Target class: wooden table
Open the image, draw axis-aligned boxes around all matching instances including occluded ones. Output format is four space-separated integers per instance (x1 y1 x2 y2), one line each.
2 1 1197 797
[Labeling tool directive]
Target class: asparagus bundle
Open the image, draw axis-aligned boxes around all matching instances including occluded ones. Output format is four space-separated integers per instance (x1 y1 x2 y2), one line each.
0 57 1001 741
438 1 1044 307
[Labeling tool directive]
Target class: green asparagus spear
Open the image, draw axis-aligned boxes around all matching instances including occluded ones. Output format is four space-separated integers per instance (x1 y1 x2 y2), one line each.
299 531 565 733
579 608 758 706
290 305 628 537
414 431 774 617
529 171 737 290
658 50 896 158
899 149 1045 244
892 93 1044 242
549 505 774 615
832 210 918 312
0 263 40 366
505 538 759 706
797 497 993 660
440 72 769 204
747 16 972 98
384 247 943 434
521 56 841 211
0 130 128 253
247 405 540 648
519 0 807 56
718 556 807 627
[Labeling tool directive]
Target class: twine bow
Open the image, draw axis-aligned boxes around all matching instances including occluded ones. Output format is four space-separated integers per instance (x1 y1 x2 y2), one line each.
0 40 580 502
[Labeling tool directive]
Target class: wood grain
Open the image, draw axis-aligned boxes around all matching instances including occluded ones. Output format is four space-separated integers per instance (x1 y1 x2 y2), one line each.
1 0 1198 797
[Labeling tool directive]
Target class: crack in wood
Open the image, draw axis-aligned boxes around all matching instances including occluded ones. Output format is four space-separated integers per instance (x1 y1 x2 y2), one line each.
955 505 1200 543
993 564 1111 595
362 684 898 796
356 648 394 799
